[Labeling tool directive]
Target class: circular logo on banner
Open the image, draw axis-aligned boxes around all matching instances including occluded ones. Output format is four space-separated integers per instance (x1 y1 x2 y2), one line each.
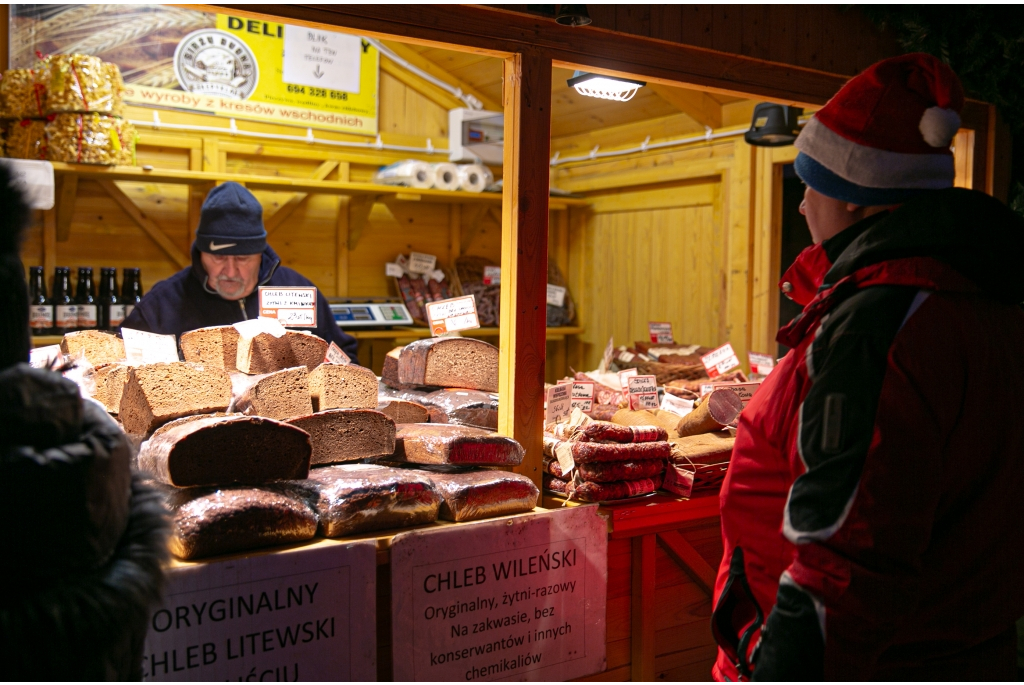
174 29 259 99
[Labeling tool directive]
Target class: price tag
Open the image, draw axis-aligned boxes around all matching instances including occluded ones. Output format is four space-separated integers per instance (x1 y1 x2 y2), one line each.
701 342 740 378
660 392 694 417
121 328 179 364
482 266 501 285
545 383 571 424
546 284 566 307
324 341 351 365
430 269 445 283
554 441 575 475
29 344 62 369
618 349 635 363
570 381 594 412
662 464 696 498
648 321 674 344
258 286 317 327
627 374 659 410
396 254 410 269
407 251 437 274
385 262 404 277
749 351 775 377
425 295 480 336
232 316 287 339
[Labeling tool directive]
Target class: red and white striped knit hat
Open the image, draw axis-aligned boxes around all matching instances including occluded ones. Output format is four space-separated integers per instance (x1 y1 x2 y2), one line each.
794 53 965 206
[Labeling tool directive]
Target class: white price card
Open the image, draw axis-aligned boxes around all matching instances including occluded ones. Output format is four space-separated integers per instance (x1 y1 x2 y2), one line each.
570 381 594 412
545 383 572 424
258 286 317 328
618 368 637 400
482 265 501 285
425 295 480 336
122 328 179 364
407 251 437 274
29 344 62 369
748 351 775 377
385 262 404 278
554 440 575 475
390 506 608 682
660 392 693 417
324 341 351 365
700 342 740 378
233 317 287 339
546 284 567 307
627 374 659 410
648 321 674 344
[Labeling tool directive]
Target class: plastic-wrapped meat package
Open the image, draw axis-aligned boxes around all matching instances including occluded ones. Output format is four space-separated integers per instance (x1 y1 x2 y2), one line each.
392 424 525 466
422 388 498 430
161 484 318 560
304 464 440 537
544 457 665 483
421 470 539 522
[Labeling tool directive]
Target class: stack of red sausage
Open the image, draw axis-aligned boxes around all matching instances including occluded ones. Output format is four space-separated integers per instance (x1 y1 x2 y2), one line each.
542 421 671 503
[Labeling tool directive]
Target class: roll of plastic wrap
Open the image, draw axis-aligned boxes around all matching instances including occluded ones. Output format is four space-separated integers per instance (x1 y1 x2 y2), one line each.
431 163 460 191
457 164 494 193
374 160 436 189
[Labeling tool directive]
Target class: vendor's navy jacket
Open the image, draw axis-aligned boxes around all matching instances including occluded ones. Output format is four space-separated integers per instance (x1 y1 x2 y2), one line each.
121 243 359 364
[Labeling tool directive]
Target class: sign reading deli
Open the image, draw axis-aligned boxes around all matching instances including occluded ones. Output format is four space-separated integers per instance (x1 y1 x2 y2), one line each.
10 5 379 135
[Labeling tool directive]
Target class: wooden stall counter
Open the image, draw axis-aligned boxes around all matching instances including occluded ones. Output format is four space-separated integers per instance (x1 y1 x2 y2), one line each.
545 491 724 682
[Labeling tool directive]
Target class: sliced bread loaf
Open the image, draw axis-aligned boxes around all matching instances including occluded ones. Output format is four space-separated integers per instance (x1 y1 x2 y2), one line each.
381 346 413 389
286 409 396 465
398 338 498 391
308 362 377 410
60 330 126 366
234 366 312 420
119 362 232 434
87 362 131 414
236 330 328 374
377 399 431 424
138 414 312 486
391 424 524 466
180 325 241 372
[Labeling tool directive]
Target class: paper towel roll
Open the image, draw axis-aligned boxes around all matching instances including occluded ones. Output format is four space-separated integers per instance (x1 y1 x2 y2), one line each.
374 160 436 189
457 164 494 193
431 162 460 191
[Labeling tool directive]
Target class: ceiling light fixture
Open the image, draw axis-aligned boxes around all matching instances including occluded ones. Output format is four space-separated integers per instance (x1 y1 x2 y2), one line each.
555 5 592 26
567 70 646 102
744 103 803 146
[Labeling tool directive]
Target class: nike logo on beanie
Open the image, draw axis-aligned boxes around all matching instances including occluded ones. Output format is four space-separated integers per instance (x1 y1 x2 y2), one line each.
209 241 237 251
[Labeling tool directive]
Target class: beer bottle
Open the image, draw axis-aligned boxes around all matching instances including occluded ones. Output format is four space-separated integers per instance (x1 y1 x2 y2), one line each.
122 267 143 319
98 267 125 331
75 267 98 330
53 267 77 335
28 266 54 336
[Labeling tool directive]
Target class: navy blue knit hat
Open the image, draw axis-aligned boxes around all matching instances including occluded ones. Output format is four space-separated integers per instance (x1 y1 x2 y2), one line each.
195 182 266 255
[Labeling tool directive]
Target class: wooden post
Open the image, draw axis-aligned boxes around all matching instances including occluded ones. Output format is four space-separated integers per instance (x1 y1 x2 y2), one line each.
42 209 57 279
336 163 351 298
498 50 551 488
631 533 657 681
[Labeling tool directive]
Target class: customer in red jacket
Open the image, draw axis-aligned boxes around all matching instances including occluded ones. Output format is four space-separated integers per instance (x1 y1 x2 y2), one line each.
712 53 1024 681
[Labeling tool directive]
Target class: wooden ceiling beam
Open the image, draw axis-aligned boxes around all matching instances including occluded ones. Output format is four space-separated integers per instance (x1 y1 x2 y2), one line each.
649 84 722 129
550 111 706 158
381 40 504 112
380 56 463 111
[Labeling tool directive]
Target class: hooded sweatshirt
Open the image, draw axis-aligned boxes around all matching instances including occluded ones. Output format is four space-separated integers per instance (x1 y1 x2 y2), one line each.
121 243 359 364
712 188 1024 680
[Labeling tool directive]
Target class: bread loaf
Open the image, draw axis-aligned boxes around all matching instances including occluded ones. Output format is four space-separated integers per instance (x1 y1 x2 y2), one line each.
164 485 318 560
286 409 396 465
305 464 440 537
392 424 525 466
236 330 328 374
149 412 241 439
398 338 499 392
381 346 413 389
422 470 539 522
60 330 125 366
86 362 131 414
422 388 498 429
119 362 232 434
308 362 377 411
138 415 311 486
180 325 241 372
377 399 430 424
233 366 312 420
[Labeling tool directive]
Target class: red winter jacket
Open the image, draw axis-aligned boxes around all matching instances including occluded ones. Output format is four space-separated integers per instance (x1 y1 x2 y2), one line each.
711 188 1024 681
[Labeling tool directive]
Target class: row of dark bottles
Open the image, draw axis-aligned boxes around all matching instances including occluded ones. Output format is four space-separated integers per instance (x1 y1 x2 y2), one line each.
29 266 143 335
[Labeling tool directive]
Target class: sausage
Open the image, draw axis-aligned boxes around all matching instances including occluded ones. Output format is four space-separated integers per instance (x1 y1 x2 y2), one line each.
576 421 668 443
544 457 665 483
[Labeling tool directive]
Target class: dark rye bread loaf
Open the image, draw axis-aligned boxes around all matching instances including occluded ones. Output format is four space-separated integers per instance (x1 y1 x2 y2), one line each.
285 409 396 465
236 330 328 374
60 330 126 366
233 366 312 420
137 415 311 486
391 424 525 466
380 346 415 390
377 399 430 424
422 388 498 429
119 362 232 434
180 325 241 372
304 464 440 537
397 338 499 392
86 362 131 414
163 484 318 560
308 362 377 411
422 470 539 522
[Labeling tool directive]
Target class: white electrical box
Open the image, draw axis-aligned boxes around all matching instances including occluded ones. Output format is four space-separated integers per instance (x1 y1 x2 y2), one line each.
448 108 504 165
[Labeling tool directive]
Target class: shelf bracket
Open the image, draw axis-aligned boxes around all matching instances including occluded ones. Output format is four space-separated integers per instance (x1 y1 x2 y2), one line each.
99 180 190 269
265 160 340 236
656 529 717 595
347 194 382 251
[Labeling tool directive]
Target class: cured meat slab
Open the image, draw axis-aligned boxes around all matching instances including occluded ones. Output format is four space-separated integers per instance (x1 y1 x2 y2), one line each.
397 338 499 392
391 424 525 466
422 470 539 522
286 409 396 465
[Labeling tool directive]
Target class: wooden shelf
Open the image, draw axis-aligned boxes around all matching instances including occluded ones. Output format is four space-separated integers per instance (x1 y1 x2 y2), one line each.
49 162 590 210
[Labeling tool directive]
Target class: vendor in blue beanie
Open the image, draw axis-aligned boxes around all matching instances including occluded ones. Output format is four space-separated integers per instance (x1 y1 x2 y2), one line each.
122 182 359 364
